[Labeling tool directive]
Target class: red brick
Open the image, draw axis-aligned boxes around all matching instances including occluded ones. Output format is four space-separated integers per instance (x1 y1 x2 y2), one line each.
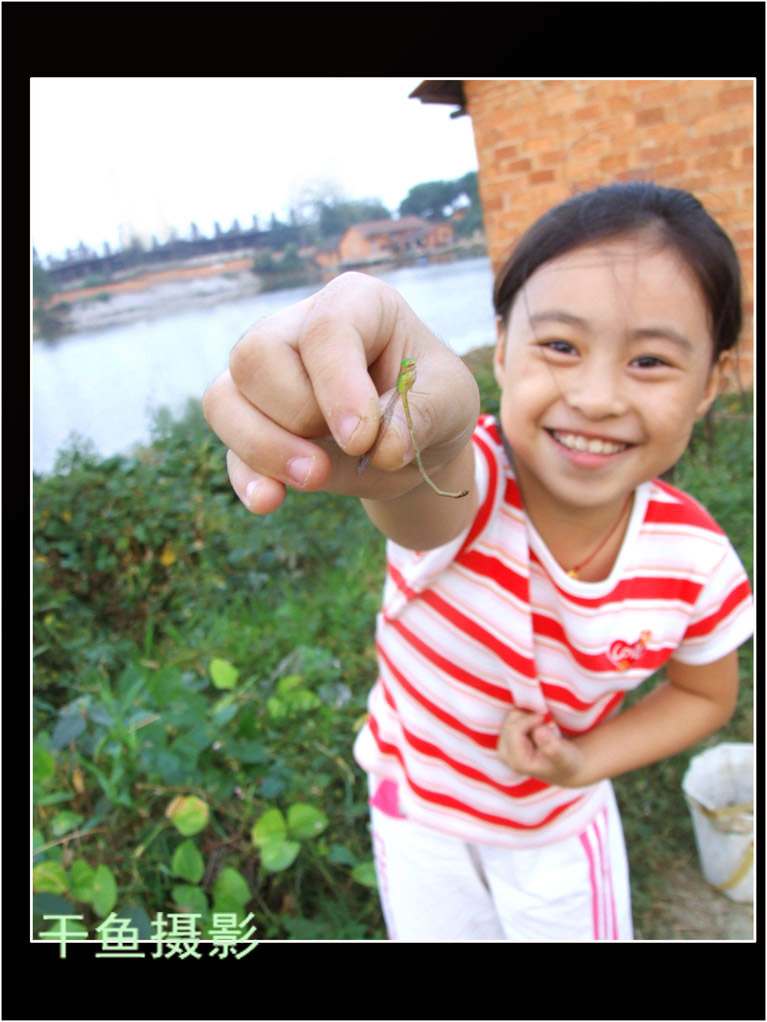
641 121 686 143
718 84 754 107
636 107 665 126
677 96 712 122
600 153 630 173
696 150 738 171
639 82 679 105
572 103 601 122
541 149 568 166
506 158 533 174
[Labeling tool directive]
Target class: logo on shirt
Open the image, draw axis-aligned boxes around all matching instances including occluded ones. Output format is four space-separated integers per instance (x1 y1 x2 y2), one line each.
608 631 652 671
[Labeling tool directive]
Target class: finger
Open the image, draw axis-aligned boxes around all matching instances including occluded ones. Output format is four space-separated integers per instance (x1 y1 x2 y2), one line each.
401 355 480 468
531 723 561 751
203 370 332 491
503 709 546 732
231 278 384 455
229 298 329 439
297 274 405 453
226 449 287 515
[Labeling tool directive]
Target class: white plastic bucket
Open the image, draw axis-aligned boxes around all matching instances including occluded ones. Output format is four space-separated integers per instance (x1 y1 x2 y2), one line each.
682 742 754 903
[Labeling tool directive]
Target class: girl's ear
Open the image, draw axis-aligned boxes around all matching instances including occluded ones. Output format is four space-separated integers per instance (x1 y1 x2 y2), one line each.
493 316 507 389
695 352 724 420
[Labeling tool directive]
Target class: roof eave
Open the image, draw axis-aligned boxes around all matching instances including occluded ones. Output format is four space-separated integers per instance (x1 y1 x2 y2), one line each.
409 80 467 118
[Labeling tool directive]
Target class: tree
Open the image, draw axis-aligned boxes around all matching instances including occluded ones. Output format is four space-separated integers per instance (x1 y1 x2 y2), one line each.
452 201 485 239
399 180 458 220
265 214 299 250
33 263 55 308
456 170 479 206
315 199 391 239
398 172 480 222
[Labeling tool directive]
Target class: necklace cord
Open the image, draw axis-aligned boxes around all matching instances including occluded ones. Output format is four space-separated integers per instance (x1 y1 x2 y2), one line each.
499 426 632 580
565 491 633 578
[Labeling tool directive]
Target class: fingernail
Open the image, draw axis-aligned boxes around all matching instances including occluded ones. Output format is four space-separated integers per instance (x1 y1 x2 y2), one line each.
245 480 262 510
338 413 362 449
287 456 314 487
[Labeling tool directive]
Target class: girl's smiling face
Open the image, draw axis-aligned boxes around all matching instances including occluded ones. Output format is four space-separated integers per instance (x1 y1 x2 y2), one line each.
494 235 722 523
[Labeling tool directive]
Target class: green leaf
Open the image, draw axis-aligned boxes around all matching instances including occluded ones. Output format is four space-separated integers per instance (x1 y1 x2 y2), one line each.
210 691 236 718
92 864 118 916
172 884 209 917
35 790 76 808
165 794 209 836
227 739 268 764
147 666 185 707
50 703 87 750
33 893 82 921
259 837 301 872
328 844 356 866
251 807 286 847
33 861 69 895
210 657 239 690
286 688 322 712
171 839 205 884
211 894 246 918
212 867 250 907
351 860 378 888
51 810 85 838
117 903 153 941
266 696 287 720
287 803 329 841
69 859 96 902
276 673 304 694
33 744 56 785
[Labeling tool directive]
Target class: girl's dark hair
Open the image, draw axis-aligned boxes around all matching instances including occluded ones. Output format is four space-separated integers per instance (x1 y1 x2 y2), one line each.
493 182 742 358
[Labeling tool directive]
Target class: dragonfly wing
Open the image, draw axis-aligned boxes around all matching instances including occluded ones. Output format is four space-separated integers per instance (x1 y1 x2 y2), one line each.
356 390 400 475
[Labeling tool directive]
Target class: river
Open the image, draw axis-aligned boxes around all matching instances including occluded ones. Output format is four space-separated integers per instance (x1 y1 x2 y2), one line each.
32 256 496 475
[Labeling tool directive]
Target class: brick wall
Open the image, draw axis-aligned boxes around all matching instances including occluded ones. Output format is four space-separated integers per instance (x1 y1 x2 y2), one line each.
463 79 754 390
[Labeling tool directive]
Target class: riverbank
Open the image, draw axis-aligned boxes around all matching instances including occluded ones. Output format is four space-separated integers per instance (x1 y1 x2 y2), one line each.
37 257 266 336
37 245 488 339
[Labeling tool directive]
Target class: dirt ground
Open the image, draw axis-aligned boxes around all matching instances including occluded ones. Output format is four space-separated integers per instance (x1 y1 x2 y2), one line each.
641 861 753 940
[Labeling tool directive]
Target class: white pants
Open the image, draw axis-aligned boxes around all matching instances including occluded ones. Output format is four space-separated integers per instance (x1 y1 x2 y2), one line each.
369 780 633 941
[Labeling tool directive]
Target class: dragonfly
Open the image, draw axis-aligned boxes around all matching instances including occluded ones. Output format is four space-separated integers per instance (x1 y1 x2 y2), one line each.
356 358 469 499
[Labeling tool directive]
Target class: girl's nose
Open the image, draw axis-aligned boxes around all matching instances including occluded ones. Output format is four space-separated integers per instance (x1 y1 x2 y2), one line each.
564 362 629 420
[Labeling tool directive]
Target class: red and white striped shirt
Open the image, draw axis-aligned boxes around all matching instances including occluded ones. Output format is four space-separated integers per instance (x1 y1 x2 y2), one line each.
353 415 754 848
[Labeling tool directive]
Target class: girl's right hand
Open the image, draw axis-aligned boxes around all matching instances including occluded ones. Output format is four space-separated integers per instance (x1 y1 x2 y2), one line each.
202 271 479 514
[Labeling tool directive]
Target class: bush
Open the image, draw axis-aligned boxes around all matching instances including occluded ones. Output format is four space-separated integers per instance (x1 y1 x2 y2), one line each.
33 399 387 939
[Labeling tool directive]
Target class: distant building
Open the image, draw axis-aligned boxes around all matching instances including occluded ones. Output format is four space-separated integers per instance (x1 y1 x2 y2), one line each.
314 235 344 270
337 216 453 266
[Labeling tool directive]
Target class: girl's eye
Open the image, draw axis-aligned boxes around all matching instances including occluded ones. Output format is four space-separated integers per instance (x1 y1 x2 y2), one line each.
632 355 670 369
541 340 576 355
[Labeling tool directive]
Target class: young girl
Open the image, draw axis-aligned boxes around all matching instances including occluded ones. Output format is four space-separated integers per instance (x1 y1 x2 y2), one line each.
203 182 753 941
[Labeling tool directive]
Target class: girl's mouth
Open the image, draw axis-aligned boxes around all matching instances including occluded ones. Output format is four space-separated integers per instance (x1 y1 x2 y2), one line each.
549 430 630 456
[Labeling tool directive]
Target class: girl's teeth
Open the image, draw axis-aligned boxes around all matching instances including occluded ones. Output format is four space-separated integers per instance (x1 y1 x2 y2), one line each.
553 431 627 455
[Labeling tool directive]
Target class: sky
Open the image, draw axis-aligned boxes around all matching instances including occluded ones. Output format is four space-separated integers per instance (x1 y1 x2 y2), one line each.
31 77 479 261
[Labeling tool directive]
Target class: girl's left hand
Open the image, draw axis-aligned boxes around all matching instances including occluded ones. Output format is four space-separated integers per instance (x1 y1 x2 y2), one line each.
497 708 586 787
